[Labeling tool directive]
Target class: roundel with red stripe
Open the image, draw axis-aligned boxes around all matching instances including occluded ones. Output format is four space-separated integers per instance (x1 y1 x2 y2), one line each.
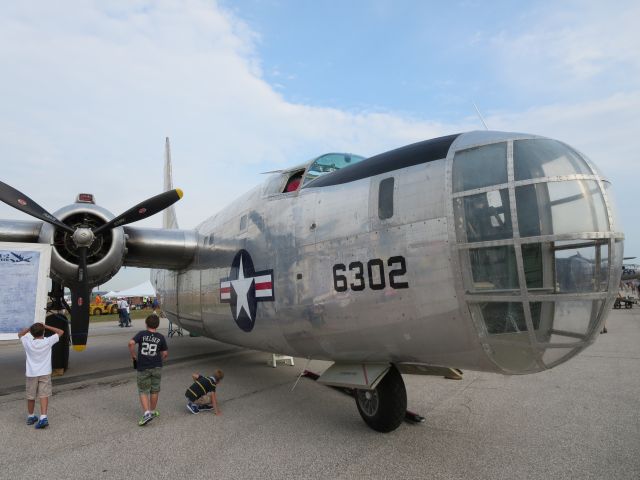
219 249 274 332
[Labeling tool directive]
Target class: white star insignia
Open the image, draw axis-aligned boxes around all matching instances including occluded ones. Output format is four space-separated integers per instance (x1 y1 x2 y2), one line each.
231 256 254 320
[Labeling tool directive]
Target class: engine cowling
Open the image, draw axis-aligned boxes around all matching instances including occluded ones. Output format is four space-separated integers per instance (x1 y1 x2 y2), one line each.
39 203 126 287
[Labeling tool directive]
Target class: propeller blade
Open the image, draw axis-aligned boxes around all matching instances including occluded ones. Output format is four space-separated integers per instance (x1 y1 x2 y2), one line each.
0 180 74 233
77 246 88 283
70 247 90 351
93 188 183 234
70 281 90 351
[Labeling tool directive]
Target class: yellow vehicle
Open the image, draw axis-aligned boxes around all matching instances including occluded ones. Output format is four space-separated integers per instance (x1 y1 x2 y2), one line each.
90 295 118 316
90 302 118 316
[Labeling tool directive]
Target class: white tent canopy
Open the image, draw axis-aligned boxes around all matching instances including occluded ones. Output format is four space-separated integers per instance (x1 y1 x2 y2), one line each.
103 290 118 298
104 280 156 298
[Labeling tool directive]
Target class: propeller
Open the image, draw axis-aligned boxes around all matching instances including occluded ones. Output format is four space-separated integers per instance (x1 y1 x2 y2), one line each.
93 189 183 234
0 181 183 350
0 180 74 234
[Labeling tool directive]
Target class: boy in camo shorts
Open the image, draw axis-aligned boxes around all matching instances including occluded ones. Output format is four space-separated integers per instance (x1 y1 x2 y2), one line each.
128 314 168 426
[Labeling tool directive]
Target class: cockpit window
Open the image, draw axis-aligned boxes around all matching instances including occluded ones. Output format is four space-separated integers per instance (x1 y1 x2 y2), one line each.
452 142 507 192
303 153 366 186
514 139 591 180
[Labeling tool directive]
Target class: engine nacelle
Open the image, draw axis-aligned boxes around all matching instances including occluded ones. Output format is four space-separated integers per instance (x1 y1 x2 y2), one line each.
39 203 126 287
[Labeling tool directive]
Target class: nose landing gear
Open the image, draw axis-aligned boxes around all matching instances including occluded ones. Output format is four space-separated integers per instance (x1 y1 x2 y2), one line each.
355 365 407 432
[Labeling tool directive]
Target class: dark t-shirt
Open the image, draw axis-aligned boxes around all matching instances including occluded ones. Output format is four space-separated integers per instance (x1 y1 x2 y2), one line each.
132 330 167 371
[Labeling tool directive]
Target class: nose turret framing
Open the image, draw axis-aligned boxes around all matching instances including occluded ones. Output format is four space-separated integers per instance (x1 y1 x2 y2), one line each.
448 132 623 374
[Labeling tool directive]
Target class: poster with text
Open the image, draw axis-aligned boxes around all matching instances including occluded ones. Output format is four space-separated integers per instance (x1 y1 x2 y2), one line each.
0 243 51 340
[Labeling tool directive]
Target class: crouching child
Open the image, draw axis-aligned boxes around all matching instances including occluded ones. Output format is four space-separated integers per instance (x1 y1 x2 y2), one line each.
185 369 224 415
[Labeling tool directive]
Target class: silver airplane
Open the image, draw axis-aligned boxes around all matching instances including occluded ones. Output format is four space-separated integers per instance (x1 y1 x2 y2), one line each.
0 131 624 432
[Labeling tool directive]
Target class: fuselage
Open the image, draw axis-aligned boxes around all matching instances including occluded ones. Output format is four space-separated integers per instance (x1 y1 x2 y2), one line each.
153 131 623 375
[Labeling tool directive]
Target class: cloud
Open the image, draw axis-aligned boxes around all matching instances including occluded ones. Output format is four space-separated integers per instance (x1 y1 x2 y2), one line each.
1 0 638 286
0 0 467 230
487 0 640 94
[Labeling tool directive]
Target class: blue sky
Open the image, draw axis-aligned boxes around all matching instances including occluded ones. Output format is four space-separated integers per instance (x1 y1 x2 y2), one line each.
0 0 638 289
225 0 530 114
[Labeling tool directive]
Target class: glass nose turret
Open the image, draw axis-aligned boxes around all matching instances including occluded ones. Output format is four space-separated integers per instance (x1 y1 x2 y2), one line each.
450 134 623 374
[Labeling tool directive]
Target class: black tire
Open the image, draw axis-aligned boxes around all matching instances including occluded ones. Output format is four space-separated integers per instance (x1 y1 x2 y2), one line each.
93 308 102 316
355 365 407 433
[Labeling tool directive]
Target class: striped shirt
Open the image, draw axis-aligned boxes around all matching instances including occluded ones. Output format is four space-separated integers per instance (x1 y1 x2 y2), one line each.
185 375 217 401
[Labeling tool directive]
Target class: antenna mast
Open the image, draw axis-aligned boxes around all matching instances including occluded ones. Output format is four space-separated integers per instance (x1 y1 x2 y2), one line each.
473 102 489 130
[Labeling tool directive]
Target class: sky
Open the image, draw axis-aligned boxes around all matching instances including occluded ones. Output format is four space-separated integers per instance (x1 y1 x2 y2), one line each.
0 0 639 290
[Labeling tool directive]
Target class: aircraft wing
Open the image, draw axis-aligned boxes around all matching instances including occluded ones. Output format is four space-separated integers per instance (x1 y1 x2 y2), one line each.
0 221 198 270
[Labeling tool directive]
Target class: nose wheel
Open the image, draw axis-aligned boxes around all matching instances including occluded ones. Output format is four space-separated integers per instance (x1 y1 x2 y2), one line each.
355 365 407 432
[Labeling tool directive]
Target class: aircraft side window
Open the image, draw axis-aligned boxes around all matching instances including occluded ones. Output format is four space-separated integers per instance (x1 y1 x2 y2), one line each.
475 302 533 335
454 189 512 243
467 246 519 291
553 242 602 293
378 177 394 220
516 180 608 238
240 215 247 231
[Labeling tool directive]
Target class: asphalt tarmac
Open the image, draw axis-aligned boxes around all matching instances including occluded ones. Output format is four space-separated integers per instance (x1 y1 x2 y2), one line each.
1 311 639 480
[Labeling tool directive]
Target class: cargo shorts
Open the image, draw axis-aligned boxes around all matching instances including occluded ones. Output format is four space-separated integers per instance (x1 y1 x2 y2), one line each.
137 367 162 394
26 375 52 400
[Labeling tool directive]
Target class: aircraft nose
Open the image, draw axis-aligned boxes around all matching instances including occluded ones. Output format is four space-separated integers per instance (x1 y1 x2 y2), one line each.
449 135 623 373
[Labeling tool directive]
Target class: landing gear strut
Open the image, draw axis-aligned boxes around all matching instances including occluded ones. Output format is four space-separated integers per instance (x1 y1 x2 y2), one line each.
355 365 407 432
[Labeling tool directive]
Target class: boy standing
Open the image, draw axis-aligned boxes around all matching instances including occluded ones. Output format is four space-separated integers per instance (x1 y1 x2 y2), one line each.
18 322 64 429
128 314 168 426
185 369 224 415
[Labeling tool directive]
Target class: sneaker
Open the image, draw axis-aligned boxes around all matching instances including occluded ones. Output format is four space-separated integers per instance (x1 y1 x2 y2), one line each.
152 410 160 418
198 404 214 411
186 402 199 414
35 418 49 429
26 415 38 425
138 412 153 426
